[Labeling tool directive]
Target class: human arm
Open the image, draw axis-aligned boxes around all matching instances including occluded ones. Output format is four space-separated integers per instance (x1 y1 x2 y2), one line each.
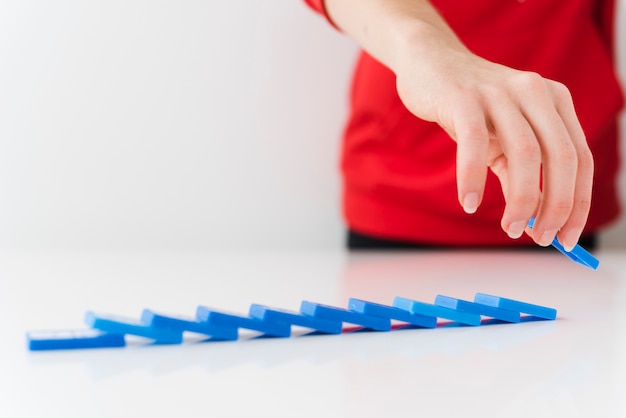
323 0 594 251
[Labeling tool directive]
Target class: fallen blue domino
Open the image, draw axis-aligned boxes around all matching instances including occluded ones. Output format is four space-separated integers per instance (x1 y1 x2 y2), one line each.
434 295 520 323
141 310 238 341
27 329 126 351
528 217 599 270
85 311 183 344
348 298 437 328
249 304 343 334
300 301 391 331
196 306 291 337
474 293 557 320
393 297 482 326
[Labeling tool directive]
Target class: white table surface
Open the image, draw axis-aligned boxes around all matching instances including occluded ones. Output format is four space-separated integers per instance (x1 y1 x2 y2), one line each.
1 249 624 417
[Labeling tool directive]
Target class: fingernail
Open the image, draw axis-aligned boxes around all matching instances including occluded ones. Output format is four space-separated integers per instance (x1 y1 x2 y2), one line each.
560 229 581 252
463 193 479 214
538 229 558 247
507 221 526 239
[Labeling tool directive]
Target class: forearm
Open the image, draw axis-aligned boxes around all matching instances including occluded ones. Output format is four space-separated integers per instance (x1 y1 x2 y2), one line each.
324 0 467 74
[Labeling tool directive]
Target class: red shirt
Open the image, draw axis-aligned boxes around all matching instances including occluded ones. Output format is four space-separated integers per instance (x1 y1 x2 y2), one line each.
305 0 624 245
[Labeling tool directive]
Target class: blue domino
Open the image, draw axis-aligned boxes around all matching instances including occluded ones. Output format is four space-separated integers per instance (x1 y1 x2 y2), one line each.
474 293 557 320
434 295 520 323
393 297 481 326
196 306 291 337
85 311 183 344
27 293 559 352
27 329 126 351
528 217 599 270
348 298 437 328
141 310 238 341
549 236 599 270
249 304 343 334
300 301 391 331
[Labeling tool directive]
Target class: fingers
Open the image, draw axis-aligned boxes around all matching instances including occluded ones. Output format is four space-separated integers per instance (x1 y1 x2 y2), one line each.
509 75 578 247
446 71 592 249
487 98 542 239
548 82 594 251
499 74 590 250
452 98 490 215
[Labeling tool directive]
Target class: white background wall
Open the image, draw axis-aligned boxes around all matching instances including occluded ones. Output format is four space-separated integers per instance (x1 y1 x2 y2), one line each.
0 1 624 251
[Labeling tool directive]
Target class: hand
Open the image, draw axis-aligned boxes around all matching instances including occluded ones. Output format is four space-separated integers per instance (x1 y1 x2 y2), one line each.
394 42 593 251
323 0 593 250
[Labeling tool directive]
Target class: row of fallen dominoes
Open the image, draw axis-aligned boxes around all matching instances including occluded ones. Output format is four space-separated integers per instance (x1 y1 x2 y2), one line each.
27 293 557 351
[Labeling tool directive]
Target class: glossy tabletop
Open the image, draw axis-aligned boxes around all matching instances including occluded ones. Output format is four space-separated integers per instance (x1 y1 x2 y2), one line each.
1 249 624 417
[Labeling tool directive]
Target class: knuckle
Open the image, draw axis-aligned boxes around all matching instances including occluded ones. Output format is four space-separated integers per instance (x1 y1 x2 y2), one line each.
513 72 546 92
508 191 540 211
578 147 594 171
479 83 505 100
574 197 592 213
552 81 572 101
488 154 507 174
545 140 577 166
515 196 541 212
512 139 541 161
455 88 480 101
450 88 483 109
460 160 486 176
459 123 488 141
558 142 578 165
546 199 574 217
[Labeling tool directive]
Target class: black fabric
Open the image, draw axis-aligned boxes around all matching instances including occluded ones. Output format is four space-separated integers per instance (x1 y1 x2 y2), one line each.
347 229 598 251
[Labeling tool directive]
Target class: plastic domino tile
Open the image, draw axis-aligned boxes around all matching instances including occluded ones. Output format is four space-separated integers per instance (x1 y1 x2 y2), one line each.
300 301 391 331
249 304 343 335
141 310 238 341
27 329 126 351
26 293 559 351
474 293 557 320
527 217 599 270
195 306 291 337
348 298 437 328
393 297 481 326
434 295 520 323
85 311 183 344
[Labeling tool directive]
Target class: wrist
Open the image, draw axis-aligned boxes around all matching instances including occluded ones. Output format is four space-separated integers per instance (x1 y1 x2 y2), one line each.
390 19 468 77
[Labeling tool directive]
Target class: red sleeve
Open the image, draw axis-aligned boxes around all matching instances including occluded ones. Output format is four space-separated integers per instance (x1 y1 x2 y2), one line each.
303 0 339 29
